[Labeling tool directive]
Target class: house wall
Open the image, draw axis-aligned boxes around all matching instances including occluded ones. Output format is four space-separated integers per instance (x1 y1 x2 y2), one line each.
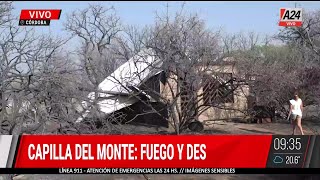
160 63 250 126
198 64 249 122
197 85 249 121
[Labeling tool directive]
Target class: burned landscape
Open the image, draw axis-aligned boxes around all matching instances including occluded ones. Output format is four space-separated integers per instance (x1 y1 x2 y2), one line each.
1 1 320 136
2 2 320 180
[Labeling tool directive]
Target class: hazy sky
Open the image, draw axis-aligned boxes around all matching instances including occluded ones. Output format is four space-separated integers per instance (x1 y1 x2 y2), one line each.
11 1 320 46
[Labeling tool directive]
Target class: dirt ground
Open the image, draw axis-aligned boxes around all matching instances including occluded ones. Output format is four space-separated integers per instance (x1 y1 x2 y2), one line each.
3 120 320 180
123 119 319 135
201 120 318 135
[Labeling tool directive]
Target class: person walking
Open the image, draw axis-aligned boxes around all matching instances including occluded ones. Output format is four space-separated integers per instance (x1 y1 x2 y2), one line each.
287 92 304 135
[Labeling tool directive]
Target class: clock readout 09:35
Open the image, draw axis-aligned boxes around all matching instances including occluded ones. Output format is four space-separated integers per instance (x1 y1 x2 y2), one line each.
273 137 302 151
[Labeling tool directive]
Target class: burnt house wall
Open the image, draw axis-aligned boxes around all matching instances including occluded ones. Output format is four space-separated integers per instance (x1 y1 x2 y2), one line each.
117 101 169 128
139 72 166 101
108 71 168 128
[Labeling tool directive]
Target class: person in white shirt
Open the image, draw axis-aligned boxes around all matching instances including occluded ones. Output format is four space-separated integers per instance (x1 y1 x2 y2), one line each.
287 92 304 135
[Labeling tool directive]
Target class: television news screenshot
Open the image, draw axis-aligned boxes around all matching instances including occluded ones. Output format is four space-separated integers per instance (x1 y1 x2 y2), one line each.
0 1 320 180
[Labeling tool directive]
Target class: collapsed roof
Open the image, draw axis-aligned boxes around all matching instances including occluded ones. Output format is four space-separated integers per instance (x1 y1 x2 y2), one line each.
76 48 163 122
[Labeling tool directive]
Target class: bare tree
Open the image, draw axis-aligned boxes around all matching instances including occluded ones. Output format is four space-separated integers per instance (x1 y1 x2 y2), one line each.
143 12 219 133
0 1 12 26
0 2 77 134
221 31 263 56
122 6 248 134
71 3 252 134
0 2 39 133
64 4 135 133
64 4 123 84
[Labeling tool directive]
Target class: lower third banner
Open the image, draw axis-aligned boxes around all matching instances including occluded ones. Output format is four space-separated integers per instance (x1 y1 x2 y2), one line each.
0 135 319 174
13 135 271 168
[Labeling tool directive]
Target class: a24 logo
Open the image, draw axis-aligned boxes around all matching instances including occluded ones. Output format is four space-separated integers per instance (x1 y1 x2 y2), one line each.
279 8 302 27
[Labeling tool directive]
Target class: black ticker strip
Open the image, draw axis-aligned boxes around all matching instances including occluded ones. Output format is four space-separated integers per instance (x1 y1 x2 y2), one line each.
0 168 319 174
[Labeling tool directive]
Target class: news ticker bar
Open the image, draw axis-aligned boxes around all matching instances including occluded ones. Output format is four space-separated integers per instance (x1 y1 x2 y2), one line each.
0 168 320 174
0 135 319 169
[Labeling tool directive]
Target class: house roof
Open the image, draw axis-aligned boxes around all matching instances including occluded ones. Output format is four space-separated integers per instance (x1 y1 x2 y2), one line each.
77 48 163 122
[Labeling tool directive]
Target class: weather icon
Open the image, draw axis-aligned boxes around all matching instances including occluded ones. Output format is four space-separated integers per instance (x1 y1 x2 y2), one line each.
273 156 284 164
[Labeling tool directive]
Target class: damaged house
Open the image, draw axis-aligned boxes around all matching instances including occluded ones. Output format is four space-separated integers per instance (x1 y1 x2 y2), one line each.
0 49 272 134
77 49 253 131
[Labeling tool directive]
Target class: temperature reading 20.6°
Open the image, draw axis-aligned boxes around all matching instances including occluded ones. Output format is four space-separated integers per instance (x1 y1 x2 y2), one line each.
286 156 301 165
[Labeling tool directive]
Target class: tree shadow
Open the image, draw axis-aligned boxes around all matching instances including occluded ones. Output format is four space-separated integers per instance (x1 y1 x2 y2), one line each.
203 129 231 134
238 128 275 134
